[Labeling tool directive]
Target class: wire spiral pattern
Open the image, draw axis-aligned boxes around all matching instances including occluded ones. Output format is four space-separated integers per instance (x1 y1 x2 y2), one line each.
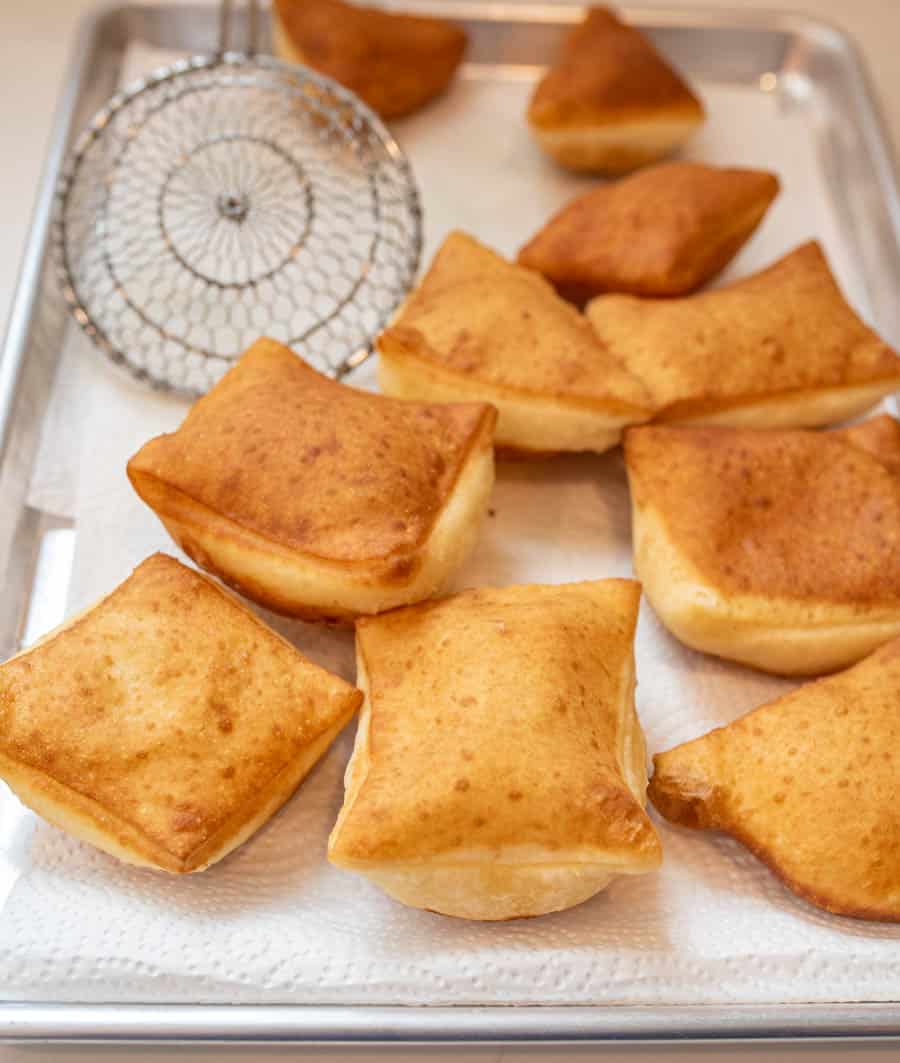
54 54 422 395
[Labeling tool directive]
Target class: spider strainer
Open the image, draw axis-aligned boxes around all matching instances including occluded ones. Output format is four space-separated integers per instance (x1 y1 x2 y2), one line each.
53 0 422 396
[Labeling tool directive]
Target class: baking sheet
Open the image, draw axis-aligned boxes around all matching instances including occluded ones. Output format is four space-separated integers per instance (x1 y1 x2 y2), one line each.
2 1 900 1033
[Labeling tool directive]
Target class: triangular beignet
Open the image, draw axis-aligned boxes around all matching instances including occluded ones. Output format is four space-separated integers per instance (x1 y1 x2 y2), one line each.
624 416 900 676
128 339 496 621
0 554 362 873
650 636 900 921
377 231 653 456
518 162 779 303
272 0 466 119
328 580 661 920
527 7 704 174
588 241 900 427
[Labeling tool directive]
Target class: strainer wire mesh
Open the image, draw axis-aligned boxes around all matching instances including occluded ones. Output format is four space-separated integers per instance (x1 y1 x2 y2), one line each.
53 22 422 396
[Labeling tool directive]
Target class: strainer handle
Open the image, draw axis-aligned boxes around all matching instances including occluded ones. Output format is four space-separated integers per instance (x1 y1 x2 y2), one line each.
218 0 260 57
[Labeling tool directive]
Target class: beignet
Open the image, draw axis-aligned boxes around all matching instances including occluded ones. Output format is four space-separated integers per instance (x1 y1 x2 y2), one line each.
328 580 662 920
0 554 362 873
650 636 900 921
272 0 466 119
128 339 496 621
624 416 900 676
587 241 900 427
376 231 653 456
527 7 704 175
518 162 779 303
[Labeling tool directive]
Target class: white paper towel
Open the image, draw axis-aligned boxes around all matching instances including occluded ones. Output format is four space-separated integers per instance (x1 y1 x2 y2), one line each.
3 41 900 1007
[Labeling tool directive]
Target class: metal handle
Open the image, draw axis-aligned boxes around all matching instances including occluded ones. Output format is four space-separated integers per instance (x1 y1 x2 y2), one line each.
218 0 259 56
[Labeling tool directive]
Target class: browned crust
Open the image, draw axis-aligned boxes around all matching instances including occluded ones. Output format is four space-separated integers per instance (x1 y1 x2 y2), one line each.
377 234 653 417
130 394 495 621
494 445 564 461
649 768 900 922
649 636 900 922
0 750 188 872
128 339 497 565
624 418 900 605
336 580 661 868
517 162 780 303
588 241 900 419
273 0 466 119
527 7 704 131
0 554 363 870
2 700 360 872
131 468 425 590
380 326 651 417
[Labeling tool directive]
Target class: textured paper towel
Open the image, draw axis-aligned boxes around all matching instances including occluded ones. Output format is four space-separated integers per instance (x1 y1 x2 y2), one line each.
3 42 900 1006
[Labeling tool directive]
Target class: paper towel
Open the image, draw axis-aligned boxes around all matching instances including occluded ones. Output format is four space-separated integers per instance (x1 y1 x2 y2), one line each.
2 40 900 1007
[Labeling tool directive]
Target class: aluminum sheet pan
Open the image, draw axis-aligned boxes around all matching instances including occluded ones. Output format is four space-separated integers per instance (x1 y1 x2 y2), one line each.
2 1 900 1044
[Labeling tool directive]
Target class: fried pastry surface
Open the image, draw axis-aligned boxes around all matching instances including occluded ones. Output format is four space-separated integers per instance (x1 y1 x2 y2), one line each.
273 0 466 119
128 339 496 620
624 416 900 675
588 241 900 427
377 231 653 456
0 554 362 873
527 7 704 174
328 580 661 920
650 636 900 921
518 162 779 303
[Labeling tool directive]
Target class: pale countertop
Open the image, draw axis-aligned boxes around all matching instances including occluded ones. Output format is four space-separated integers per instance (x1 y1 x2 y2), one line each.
3 1 900 1060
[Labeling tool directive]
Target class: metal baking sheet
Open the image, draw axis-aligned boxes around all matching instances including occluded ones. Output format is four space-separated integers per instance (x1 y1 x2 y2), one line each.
2 1 900 1044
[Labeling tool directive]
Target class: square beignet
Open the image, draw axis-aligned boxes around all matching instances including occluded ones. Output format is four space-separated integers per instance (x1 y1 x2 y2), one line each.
587 241 900 428
518 162 780 303
527 7 704 175
650 635 900 921
328 580 662 920
376 231 653 457
0 554 362 873
128 339 497 621
624 416 900 676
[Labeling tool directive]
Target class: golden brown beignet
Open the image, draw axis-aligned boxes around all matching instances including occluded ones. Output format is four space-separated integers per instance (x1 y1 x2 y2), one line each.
650 636 900 921
527 7 704 175
587 241 900 427
328 580 662 920
624 416 900 676
0 554 362 873
272 0 466 119
128 339 496 621
518 162 780 303
376 231 653 456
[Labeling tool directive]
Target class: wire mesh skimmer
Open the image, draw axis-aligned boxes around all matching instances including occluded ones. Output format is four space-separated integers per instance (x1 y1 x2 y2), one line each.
53 0 422 396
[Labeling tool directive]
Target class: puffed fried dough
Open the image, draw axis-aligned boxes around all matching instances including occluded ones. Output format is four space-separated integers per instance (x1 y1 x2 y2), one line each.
0 554 362 873
376 231 653 456
650 636 900 921
518 162 780 303
624 417 900 676
272 0 466 119
128 339 496 621
328 580 662 921
588 241 900 427
527 7 704 174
